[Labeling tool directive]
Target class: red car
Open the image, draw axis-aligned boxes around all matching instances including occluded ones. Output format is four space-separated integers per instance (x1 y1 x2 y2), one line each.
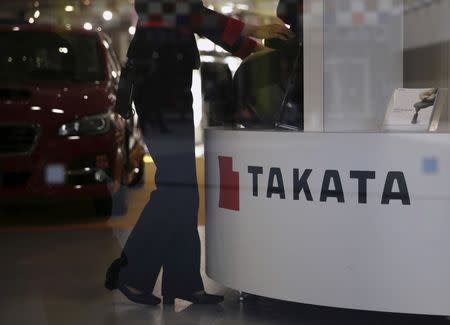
0 24 146 215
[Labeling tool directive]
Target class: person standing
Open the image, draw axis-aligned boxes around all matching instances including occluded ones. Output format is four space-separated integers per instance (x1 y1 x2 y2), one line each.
105 0 294 306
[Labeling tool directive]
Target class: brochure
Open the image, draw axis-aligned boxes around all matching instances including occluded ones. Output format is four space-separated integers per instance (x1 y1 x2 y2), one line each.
383 88 441 132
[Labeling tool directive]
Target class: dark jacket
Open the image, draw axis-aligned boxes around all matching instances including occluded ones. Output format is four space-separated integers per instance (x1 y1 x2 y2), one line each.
127 0 257 68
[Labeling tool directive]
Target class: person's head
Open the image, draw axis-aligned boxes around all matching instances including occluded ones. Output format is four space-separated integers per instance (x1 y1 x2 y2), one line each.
277 0 302 34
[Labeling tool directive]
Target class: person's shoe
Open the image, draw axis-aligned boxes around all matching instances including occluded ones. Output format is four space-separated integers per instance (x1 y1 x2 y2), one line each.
105 255 160 306
105 255 127 291
163 291 224 305
119 285 161 306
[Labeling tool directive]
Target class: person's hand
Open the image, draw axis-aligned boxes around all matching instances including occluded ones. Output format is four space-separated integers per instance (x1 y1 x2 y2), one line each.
419 88 438 102
243 23 295 40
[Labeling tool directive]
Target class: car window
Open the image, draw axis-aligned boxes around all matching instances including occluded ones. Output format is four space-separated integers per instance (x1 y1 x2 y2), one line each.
100 36 120 79
0 31 105 82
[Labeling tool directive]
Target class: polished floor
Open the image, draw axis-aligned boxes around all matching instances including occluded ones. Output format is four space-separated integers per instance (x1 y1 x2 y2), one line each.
0 160 448 325
2 227 448 325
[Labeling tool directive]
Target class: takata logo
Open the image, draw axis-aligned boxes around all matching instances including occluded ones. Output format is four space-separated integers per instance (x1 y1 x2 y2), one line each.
218 156 411 211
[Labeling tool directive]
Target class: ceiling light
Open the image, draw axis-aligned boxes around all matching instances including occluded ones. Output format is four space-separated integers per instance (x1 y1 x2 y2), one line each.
221 4 233 14
103 10 113 21
236 4 249 10
83 22 93 30
65 5 74 12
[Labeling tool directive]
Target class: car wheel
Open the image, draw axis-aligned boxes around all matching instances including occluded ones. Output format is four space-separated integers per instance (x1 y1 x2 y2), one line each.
128 157 145 187
94 186 128 217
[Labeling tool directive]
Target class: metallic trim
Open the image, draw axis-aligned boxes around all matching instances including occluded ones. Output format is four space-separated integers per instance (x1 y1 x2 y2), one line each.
303 0 324 132
430 89 447 132
66 168 110 183
66 168 98 176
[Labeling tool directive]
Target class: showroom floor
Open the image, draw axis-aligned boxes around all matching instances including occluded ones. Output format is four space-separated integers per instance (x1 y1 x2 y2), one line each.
0 159 448 325
1 227 448 325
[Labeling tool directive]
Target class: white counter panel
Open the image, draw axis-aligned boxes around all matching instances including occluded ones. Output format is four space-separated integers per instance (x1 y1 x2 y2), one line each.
205 129 450 315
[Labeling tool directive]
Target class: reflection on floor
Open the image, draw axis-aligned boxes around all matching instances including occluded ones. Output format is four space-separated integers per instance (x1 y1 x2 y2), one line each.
0 227 448 325
0 159 448 324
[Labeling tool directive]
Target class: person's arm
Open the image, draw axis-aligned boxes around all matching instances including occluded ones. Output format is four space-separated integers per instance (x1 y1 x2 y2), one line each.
194 8 294 57
192 7 258 59
137 1 293 59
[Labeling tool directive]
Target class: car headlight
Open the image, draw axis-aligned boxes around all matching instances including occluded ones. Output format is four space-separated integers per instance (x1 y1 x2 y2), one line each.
59 113 111 136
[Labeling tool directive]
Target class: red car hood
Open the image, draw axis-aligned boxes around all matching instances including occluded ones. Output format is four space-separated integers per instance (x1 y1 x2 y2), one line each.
0 81 115 126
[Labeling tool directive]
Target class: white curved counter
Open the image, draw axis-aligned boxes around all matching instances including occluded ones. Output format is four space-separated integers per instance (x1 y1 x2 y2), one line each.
205 128 450 316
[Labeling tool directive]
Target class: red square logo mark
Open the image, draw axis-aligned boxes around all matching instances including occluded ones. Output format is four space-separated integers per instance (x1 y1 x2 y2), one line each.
218 156 240 211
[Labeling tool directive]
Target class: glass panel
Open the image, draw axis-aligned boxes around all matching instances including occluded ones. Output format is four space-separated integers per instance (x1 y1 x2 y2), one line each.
312 0 449 133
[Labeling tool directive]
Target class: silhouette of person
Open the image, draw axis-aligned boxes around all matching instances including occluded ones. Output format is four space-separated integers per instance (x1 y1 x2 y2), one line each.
105 0 294 306
233 0 303 128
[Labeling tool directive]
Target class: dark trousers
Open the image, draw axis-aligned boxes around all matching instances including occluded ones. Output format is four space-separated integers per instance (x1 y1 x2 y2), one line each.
119 63 204 296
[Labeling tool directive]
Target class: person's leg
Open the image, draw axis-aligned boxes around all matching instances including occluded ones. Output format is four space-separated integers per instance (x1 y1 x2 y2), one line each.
117 65 205 296
117 117 175 294
162 222 204 297
159 117 204 297
104 102 173 304
158 70 222 304
151 68 204 297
